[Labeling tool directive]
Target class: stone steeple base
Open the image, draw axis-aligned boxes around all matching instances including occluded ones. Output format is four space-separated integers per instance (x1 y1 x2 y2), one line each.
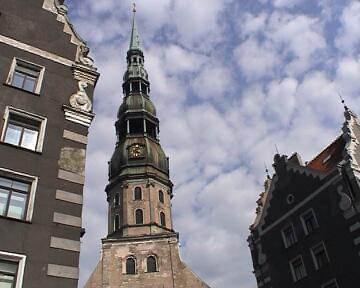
84 233 210 288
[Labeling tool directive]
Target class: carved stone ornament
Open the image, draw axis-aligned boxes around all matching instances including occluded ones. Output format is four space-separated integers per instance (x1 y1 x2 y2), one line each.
79 46 95 67
69 81 92 112
337 185 352 211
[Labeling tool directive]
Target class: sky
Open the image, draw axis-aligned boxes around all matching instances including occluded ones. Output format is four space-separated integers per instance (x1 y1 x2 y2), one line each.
66 1 360 287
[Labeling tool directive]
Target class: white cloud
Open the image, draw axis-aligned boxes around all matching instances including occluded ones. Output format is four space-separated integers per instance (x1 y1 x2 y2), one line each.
335 1 360 55
272 0 304 8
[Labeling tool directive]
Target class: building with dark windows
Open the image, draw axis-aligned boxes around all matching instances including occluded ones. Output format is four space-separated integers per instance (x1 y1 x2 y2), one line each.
0 1 98 287
85 7 211 288
248 105 360 288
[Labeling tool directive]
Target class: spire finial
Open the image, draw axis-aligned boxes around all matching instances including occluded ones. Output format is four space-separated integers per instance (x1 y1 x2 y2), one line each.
129 1 140 51
338 92 349 111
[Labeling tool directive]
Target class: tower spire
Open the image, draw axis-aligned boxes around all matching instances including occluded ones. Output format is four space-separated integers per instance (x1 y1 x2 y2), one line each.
129 2 140 51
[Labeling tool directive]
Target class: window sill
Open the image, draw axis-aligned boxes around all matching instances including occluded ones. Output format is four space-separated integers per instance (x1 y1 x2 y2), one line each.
3 83 40 96
0 215 31 224
0 141 42 155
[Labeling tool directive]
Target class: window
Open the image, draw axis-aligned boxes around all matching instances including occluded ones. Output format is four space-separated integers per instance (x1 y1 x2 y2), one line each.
1 107 47 152
282 225 297 248
114 193 120 206
301 210 318 235
0 169 37 222
0 176 31 220
160 212 166 227
7 58 44 94
322 279 338 288
147 256 157 273
0 251 26 288
135 209 143 224
126 257 136 274
134 187 142 200
290 256 306 282
311 243 329 270
146 120 157 139
159 190 164 203
114 214 120 231
129 119 144 134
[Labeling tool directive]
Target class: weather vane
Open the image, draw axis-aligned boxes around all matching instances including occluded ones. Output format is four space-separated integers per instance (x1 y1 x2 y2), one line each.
338 92 348 111
132 1 136 13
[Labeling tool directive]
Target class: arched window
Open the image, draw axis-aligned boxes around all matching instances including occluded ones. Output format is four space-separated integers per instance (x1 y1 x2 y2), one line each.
114 214 120 230
135 209 143 224
134 187 142 200
147 256 157 273
126 257 136 274
115 193 120 206
159 190 164 203
160 212 166 227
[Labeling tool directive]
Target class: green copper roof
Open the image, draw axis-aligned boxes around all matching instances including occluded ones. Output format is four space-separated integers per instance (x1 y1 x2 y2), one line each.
129 5 141 51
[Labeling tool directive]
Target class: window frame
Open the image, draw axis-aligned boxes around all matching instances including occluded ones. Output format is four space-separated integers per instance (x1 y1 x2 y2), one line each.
135 209 144 225
281 223 297 248
321 279 339 288
310 242 329 270
1 106 47 153
146 255 158 273
0 168 38 222
300 209 319 235
159 190 164 204
160 211 166 227
6 57 45 94
114 214 120 231
134 187 142 201
289 255 307 282
125 256 136 275
0 251 26 288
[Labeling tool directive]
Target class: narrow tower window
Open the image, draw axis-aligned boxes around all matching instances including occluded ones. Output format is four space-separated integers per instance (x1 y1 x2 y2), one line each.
160 212 166 227
126 257 136 274
129 119 144 134
115 193 120 206
134 187 142 200
147 256 157 273
132 81 140 92
159 190 164 203
114 214 120 231
135 209 143 224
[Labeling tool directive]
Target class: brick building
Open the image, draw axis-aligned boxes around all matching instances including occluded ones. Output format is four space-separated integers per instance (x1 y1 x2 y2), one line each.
248 106 360 288
85 7 210 288
0 1 98 287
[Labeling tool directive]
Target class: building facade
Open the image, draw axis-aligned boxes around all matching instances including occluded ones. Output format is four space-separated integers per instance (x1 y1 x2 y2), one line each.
0 1 98 287
85 8 210 288
249 106 360 288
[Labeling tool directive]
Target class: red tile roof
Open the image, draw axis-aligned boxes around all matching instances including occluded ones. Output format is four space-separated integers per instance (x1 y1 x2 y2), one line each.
306 136 345 172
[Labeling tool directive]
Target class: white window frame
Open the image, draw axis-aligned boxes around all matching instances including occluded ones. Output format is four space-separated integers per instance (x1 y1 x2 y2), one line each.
0 250 26 288
123 256 137 275
310 242 329 270
321 279 339 288
1 106 47 153
300 208 319 235
289 255 307 282
6 57 45 94
281 223 297 248
145 255 158 273
0 167 38 222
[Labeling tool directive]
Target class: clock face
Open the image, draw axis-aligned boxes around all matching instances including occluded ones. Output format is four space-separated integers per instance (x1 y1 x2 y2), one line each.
129 144 143 158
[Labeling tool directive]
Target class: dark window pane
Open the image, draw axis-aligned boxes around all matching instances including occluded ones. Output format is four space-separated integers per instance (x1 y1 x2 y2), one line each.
114 215 120 230
134 187 142 200
129 119 144 134
141 83 147 94
132 82 140 92
135 209 143 224
160 212 166 227
313 244 328 269
283 226 296 247
147 256 157 273
303 211 317 234
23 77 36 92
0 178 12 189
291 258 306 281
159 191 164 203
146 120 156 139
115 193 120 206
126 258 136 274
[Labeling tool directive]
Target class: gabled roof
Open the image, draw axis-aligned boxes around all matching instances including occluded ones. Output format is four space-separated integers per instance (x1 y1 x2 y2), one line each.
306 136 346 173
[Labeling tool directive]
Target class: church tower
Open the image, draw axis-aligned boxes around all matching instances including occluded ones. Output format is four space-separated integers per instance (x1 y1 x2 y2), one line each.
85 6 211 288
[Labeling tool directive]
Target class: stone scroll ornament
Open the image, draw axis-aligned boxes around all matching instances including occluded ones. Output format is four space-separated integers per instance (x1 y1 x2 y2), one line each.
69 81 92 112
